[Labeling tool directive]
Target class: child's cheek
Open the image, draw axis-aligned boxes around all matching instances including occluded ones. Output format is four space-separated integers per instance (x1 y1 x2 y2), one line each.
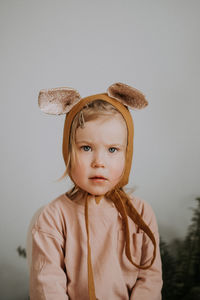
114 154 126 175
73 153 89 173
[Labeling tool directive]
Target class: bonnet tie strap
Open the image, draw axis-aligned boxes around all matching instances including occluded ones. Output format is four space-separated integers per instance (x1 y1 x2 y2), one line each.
108 189 156 269
84 193 99 300
84 189 157 300
121 191 157 268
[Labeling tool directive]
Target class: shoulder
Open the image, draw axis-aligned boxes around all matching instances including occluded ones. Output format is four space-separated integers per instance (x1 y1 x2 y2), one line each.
129 194 159 232
32 193 75 238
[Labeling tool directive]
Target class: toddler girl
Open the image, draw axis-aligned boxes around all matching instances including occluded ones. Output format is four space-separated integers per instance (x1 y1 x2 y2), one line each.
30 83 163 299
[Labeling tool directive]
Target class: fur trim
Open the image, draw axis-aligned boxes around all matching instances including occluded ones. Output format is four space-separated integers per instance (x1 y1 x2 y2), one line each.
107 82 148 109
38 87 81 115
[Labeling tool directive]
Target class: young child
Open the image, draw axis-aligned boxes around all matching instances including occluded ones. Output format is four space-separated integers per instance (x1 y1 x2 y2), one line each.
30 83 163 299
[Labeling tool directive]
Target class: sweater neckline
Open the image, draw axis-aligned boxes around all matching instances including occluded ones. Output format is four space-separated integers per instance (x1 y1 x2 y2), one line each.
62 192 118 218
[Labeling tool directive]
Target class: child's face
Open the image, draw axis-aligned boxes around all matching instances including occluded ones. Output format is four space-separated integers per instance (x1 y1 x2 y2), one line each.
70 114 127 196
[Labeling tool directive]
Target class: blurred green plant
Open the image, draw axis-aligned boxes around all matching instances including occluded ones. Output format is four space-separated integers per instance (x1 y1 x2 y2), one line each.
17 245 27 258
161 197 200 300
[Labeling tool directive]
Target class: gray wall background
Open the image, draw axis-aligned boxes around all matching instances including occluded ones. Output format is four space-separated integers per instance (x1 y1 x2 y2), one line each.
1 0 200 299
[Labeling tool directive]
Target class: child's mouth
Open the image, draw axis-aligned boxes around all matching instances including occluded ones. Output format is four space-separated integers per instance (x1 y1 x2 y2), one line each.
89 176 107 182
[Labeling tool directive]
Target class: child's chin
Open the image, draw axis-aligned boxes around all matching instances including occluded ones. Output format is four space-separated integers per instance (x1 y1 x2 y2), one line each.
86 187 109 196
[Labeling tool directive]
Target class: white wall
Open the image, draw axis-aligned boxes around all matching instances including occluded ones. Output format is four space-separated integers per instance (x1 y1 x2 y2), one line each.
1 0 200 298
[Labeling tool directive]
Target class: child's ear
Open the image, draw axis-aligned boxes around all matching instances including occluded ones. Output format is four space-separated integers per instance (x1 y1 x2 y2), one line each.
38 87 81 115
107 82 148 109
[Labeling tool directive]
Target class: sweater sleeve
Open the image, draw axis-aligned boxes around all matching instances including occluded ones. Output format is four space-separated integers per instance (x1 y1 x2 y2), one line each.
130 201 163 300
29 204 69 300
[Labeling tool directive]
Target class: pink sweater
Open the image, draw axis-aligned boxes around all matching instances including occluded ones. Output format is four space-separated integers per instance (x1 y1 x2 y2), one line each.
30 193 163 299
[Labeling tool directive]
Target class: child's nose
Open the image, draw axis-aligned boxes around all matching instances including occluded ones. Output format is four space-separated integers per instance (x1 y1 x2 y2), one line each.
91 152 105 168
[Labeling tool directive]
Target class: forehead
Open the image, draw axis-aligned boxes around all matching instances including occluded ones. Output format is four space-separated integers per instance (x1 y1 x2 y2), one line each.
75 114 127 145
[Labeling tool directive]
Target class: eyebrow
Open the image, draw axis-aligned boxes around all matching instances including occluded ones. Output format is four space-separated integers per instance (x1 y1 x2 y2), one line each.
76 140 92 144
76 140 126 147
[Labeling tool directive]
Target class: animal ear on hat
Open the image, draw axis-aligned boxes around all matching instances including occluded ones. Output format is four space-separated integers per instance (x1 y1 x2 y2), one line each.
38 87 81 115
107 82 148 109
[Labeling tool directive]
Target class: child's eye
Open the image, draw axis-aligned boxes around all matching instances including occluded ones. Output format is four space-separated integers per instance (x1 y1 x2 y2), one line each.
108 147 118 153
81 145 91 152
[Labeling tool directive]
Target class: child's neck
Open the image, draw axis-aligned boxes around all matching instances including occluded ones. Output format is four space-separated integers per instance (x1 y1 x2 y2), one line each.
89 194 114 209
73 193 114 209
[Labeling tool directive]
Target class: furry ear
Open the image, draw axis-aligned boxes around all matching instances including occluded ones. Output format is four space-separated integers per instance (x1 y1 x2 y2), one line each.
107 82 148 109
38 87 81 115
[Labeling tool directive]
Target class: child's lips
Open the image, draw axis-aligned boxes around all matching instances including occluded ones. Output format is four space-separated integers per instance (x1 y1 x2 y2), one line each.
89 176 108 182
